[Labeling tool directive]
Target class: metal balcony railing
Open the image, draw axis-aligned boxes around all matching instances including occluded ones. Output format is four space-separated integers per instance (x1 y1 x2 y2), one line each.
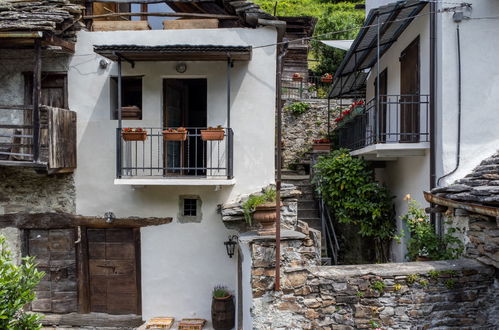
116 127 234 179
336 94 430 151
281 76 332 100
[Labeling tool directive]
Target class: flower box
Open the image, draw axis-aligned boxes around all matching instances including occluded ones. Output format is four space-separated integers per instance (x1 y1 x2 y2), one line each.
292 76 303 82
321 77 333 83
122 128 147 141
312 143 331 151
201 128 225 141
162 128 188 141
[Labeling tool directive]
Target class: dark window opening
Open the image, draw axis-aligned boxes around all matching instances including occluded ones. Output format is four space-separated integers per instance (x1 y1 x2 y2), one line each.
111 76 143 120
183 198 198 217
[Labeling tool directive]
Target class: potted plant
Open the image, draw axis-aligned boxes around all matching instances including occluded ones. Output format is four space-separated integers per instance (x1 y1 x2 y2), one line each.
242 187 282 235
321 73 333 83
400 195 464 261
122 127 147 141
162 127 188 141
201 125 225 141
312 138 331 152
211 285 235 330
292 73 303 82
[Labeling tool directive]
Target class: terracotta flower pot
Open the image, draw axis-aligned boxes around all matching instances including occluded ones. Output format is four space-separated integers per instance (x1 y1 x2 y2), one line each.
321 77 333 83
253 202 283 235
122 131 147 142
201 129 225 141
312 143 331 151
415 256 433 262
292 76 303 82
162 131 187 141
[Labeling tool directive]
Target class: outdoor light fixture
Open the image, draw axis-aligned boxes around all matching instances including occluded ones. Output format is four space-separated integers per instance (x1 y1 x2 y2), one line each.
224 235 238 258
175 62 187 73
99 59 109 69
104 211 115 224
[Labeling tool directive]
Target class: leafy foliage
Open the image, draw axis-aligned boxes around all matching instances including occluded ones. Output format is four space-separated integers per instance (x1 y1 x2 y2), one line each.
0 235 44 330
401 198 464 261
241 187 277 225
313 149 395 262
285 101 310 115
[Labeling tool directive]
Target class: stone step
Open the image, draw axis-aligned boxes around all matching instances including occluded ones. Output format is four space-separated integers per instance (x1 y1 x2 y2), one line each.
299 192 316 201
321 257 332 266
298 217 321 232
298 208 320 218
298 199 317 209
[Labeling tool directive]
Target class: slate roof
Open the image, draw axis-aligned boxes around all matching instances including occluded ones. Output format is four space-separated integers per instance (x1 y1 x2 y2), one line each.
431 152 499 206
0 0 83 39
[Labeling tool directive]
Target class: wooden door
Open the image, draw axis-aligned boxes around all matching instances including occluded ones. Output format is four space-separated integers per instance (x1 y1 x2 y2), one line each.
28 229 78 314
374 69 388 142
400 37 420 142
88 228 141 315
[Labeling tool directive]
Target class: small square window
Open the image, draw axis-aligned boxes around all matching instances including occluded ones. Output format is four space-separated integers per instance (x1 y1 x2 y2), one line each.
183 198 197 217
110 76 143 120
178 196 202 223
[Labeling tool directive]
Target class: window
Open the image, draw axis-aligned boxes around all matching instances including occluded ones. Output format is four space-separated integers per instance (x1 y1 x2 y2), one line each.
110 76 143 120
178 195 202 223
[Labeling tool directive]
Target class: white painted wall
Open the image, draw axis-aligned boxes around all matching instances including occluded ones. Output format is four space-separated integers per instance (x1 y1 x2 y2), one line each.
436 0 499 186
70 27 277 324
365 8 431 261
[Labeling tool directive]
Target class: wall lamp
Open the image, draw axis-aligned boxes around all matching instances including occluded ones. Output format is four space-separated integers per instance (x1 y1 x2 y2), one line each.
224 235 238 258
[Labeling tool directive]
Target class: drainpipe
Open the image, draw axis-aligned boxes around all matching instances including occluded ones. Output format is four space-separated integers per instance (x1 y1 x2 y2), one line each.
275 42 288 292
429 1 436 191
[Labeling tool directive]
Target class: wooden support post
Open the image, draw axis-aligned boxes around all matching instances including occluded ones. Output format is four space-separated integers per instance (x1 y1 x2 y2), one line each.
32 39 42 163
76 226 91 313
141 3 147 21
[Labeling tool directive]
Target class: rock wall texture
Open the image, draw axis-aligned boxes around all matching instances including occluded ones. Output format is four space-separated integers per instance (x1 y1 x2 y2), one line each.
251 257 498 329
460 212 498 269
0 167 75 214
282 99 337 168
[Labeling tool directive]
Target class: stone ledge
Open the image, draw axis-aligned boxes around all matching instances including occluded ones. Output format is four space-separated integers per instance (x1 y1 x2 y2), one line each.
308 258 493 279
239 230 306 243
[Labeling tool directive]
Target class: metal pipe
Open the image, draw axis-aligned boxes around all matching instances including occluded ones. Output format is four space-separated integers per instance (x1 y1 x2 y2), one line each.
227 56 232 128
32 39 42 163
375 14 381 143
437 24 462 186
117 56 123 178
275 44 287 292
429 0 437 225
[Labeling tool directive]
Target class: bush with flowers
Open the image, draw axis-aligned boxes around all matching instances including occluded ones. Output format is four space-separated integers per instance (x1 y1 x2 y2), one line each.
334 100 365 127
401 196 464 261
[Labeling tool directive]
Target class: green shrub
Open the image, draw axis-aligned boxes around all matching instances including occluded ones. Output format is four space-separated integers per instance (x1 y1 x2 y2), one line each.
401 198 464 261
285 102 310 115
0 235 45 329
313 149 396 262
371 281 386 293
242 187 276 225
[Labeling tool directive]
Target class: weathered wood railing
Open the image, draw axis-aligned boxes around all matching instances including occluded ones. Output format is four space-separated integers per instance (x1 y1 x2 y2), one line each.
0 104 76 172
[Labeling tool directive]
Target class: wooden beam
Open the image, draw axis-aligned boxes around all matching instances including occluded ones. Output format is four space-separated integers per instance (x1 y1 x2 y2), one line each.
76 226 91 314
32 39 41 163
84 11 238 19
42 34 75 53
40 313 144 327
0 31 43 39
0 213 173 229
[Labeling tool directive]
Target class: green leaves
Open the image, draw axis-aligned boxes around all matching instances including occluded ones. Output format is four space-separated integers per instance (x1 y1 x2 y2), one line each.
313 149 396 262
0 236 44 330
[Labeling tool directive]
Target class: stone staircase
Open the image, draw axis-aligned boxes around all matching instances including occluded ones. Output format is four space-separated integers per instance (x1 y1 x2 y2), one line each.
282 170 321 233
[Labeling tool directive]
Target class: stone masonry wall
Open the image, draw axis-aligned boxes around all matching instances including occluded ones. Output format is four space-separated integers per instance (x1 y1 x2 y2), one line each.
251 256 498 329
0 167 75 215
282 99 337 168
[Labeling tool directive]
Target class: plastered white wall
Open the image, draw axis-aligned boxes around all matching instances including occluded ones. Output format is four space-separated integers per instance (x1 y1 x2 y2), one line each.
437 0 499 186
69 27 277 323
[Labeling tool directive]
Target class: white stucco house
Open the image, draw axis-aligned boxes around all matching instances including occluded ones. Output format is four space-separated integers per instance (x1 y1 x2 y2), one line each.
0 0 286 328
330 0 499 261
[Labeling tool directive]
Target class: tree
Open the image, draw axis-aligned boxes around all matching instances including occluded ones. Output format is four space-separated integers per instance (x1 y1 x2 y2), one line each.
0 235 45 329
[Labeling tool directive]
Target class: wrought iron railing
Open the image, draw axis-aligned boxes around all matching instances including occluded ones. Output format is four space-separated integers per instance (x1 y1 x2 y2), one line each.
281 76 332 100
116 127 233 179
336 94 430 150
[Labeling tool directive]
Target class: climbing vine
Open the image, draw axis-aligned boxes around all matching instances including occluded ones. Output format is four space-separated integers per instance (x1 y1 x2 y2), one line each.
313 149 396 262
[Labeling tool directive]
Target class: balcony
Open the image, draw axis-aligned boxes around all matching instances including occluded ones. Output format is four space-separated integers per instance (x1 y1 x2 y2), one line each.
0 105 76 172
115 127 234 186
335 95 430 160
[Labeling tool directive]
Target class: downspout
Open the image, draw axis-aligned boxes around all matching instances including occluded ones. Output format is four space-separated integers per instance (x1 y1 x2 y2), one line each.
437 22 462 186
275 42 287 292
116 54 123 178
429 1 436 191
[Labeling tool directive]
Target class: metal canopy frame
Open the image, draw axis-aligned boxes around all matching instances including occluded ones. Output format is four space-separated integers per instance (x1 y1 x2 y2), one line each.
101 45 244 178
328 0 428 99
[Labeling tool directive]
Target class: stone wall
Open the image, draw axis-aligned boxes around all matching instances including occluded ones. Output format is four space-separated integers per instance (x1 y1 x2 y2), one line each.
282 99 338 168
251 256 498 329
0 167 75 214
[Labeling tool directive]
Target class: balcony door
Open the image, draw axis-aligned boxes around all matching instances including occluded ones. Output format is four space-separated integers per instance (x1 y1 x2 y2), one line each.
374 69 387 143
163 79 207 176
399 37 420 143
